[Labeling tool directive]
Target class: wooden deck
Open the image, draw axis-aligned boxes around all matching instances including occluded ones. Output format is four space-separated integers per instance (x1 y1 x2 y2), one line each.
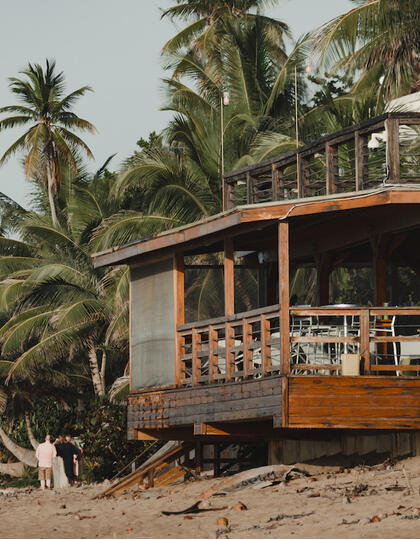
223 112 420 210
127 374 420 439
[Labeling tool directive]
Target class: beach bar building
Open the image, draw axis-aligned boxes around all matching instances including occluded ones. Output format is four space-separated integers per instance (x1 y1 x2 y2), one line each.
94 112 420 464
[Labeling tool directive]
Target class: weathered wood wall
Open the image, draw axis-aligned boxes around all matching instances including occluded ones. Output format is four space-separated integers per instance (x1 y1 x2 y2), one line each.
288 376 420 429
127 376 283 439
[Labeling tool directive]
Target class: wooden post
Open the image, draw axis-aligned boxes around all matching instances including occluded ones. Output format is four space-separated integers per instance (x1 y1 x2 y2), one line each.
224 237 234 316
360 309 370 374
372 236 387 306
278 221 290 375
272 164 280 201
246 171 253 204
297 154 305 198
385 117 400 182
174 252 185 387
355 131 368 190
224 234 235 381
326 143 337 195
316 253 332 306
223 179 233 211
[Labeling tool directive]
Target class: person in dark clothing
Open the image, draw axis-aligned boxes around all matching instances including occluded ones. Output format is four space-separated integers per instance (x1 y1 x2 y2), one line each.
55 434 80 485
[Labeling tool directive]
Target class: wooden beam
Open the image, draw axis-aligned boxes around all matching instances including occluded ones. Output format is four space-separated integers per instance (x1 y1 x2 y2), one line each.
224 237 234 316
278 221 290 375
194 423 232 436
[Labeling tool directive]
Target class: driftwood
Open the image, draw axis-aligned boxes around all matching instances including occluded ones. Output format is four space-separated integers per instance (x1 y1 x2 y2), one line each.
199 465 298 499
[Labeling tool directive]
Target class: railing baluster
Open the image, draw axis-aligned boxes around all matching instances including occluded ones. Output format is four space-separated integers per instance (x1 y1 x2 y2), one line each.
225 322 234 381
261 314 270 376
192 328 201 386
242 319 250 378
209 325 217 383
246 172 253 204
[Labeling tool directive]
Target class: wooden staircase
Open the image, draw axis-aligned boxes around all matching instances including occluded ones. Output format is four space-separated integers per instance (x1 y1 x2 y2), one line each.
103 441 195 497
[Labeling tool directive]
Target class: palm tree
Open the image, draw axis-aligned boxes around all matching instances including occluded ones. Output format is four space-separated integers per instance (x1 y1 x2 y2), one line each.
0 159 128 398
0 59 96 225
161 0 289 61
312 0 420 100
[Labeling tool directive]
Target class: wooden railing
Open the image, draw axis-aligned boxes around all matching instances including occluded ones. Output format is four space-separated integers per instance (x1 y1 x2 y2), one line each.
176 305 282 386
176 306 420 386
223 112 420 210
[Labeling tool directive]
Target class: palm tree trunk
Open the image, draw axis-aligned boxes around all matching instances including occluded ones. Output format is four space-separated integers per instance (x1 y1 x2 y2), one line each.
0 424 37 467
46 163 58 227
24 412 39 450
88 343 105 397
0 461 25 477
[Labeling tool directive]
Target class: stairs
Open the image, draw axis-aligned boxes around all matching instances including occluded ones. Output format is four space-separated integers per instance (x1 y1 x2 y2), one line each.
102 441 194 497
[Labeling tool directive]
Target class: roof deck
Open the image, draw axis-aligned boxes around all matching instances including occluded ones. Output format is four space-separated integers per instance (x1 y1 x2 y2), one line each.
223 112 420 210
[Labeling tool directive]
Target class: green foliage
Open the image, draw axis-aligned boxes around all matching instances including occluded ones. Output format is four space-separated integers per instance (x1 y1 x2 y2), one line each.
77 401 147 482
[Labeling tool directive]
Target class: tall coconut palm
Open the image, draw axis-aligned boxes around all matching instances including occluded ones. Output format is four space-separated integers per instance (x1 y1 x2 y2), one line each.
312 0 420 100
0 59 96 225
161 0 289 61
0 159 128 398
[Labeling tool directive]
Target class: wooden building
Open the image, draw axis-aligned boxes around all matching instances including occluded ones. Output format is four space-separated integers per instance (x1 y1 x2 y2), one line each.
93 112 420 457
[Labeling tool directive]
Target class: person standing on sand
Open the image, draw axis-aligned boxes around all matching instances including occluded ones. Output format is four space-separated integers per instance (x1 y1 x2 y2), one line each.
35 435 57 490
55 434 80 485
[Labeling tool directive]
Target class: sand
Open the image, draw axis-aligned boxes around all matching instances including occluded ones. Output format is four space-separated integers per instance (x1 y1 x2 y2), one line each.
0 455 419 539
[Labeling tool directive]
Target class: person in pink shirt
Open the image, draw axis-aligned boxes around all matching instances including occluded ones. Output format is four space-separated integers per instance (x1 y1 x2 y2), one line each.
35 435 57 489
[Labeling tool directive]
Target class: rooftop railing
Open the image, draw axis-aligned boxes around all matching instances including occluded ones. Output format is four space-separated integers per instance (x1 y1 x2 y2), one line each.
223 112 420 211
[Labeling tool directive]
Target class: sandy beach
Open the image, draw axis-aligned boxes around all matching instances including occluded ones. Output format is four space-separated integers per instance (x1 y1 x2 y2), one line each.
0 455 419 539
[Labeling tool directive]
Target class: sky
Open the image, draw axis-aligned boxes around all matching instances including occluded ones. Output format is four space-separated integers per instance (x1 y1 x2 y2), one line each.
0 0 353 208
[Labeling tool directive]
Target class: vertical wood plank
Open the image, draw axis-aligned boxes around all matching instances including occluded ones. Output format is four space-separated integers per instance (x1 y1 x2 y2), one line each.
355 131 368 190
192 328 201 386
281 376 289 428
385 118 400 181
129 275 132 394
316 252 332 306
272 164 280 201
246 171 253 204
225 322 234 382
223 179 233 211
278 221 290 375
261 315 271 376
326 143 337 195
224 237 234 317
372 236 387 306
174 252 185 386
297 154 305 198
360 309 370 374
209 325 218 383
242 319 251 379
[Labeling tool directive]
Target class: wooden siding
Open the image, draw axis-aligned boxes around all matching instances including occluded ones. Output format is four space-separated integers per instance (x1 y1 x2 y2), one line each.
288 376 420 430
127 376 283 439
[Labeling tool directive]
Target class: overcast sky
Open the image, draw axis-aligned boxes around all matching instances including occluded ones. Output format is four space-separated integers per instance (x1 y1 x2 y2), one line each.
0 0 353 207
